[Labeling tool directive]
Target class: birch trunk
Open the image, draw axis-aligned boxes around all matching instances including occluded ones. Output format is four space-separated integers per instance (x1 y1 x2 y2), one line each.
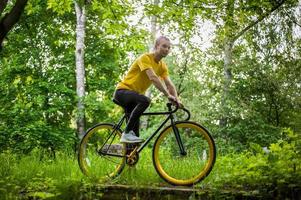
219 0 234 128
219 39 233 127
141 0 159 129
75 2 86 138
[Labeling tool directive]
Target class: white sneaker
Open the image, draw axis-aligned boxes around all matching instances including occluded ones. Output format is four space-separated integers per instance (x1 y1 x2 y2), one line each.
120 130 144 143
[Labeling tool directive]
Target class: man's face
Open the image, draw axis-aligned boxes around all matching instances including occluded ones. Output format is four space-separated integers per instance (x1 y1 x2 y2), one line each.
155 39 171 57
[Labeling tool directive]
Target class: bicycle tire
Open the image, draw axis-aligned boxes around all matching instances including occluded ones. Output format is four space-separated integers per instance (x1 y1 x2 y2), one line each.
78 123 126 179
153 121 216 186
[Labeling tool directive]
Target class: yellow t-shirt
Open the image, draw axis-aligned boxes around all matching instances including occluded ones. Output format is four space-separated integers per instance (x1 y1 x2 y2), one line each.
117 53 169 94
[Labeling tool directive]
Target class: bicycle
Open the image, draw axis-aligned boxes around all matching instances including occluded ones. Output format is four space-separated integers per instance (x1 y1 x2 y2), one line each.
78 100 216 186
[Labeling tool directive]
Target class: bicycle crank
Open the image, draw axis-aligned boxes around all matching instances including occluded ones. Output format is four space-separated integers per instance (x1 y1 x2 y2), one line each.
126 152 139 166
126 144 140 166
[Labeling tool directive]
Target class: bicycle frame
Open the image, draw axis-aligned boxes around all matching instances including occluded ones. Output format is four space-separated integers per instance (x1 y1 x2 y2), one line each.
100 103 190 157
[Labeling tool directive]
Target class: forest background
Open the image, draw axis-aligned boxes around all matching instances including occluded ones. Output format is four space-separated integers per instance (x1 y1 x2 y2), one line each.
0 0 300 199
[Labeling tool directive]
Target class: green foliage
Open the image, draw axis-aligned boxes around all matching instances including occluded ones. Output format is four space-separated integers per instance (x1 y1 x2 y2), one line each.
0 5 77 153
26 0 45 15
0 131 300 198
46 0 73 15
204 129 301 191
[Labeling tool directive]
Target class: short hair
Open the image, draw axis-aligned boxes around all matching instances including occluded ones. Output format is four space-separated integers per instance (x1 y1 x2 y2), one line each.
154 36 170 49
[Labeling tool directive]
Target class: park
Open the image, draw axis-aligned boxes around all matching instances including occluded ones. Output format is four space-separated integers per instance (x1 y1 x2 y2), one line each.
0 0 300 199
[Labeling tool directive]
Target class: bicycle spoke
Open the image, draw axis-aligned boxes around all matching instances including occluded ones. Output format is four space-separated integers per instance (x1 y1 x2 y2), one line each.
101 154 124 165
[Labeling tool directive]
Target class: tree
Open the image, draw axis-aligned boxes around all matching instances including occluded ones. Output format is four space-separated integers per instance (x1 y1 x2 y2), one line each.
0 3 76 154
75 1 87 138
0 0 28 50
218 0 291 127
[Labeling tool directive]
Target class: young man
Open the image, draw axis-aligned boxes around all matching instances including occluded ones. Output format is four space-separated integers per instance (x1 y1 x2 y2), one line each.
114 36 181 143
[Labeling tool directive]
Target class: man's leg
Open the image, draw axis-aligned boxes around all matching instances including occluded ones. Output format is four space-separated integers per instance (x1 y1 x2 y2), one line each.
124 98 149 134
114 89 150 142
125 109 140 137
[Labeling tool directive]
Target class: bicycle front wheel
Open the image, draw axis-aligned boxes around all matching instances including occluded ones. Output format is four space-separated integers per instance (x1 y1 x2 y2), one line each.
78 123 126 179
153 121 216 186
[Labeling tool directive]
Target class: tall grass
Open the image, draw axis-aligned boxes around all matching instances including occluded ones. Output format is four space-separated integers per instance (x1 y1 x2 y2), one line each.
0 148 170 199
1 135 300 199
0 150 83 199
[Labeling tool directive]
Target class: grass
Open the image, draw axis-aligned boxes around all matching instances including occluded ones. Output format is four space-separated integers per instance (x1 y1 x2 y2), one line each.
0 148 168 199
0 150 83 199
0 143 300 199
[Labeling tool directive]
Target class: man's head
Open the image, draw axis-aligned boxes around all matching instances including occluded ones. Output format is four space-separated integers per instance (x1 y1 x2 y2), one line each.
154 36 171 58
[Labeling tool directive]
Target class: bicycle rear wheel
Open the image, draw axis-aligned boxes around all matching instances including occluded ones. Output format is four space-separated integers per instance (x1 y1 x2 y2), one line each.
153 121 216 186
78 123 126 179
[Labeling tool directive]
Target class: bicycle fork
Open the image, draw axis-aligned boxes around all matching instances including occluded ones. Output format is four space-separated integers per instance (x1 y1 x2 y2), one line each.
171 116 187 156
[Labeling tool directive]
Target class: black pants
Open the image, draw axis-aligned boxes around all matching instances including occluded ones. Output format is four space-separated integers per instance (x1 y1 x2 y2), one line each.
114 89 151 136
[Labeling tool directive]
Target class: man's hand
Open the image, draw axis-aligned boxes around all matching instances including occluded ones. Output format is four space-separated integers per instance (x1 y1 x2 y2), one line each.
167 95 183 108
176 99 184 108
167 94 177 103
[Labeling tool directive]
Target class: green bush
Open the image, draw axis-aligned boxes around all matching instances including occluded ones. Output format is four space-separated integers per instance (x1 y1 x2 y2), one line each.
204 128 301 191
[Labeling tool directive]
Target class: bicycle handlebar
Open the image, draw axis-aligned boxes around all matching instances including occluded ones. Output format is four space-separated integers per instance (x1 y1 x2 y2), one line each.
182 107 191 121
143 102 191 121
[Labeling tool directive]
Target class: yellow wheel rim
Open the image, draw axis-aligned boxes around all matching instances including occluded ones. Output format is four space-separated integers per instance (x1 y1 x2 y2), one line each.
153 122 216 186
78 124 126 179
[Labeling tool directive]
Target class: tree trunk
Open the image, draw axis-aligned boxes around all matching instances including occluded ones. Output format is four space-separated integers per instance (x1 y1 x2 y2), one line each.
0 0 9 15
219 39 233 127
0 0 28 50
219 0 234 128
141 0 159 129
148 0 159 51
75 2 86 138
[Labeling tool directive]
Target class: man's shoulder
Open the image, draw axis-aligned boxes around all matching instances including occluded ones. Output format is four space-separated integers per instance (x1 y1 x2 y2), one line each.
136 53 153 63
136 53 167 69
138 52 152 59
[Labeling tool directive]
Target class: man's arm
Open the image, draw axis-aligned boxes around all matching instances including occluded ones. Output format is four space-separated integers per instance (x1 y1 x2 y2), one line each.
163 76 182 106
145 68 177 102
163 77 178 99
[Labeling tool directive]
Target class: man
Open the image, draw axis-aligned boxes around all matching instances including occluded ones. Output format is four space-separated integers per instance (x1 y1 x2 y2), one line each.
114 36 181 143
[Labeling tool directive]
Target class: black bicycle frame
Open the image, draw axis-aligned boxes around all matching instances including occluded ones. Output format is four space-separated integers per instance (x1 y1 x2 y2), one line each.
101 103 190 157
